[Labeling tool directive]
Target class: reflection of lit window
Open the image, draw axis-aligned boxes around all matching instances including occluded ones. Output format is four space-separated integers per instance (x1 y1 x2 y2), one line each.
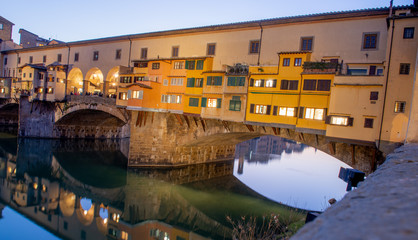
33 183 38 189
112 213 120 223
42 185 47 192
121 231 129 240
208 98 217 108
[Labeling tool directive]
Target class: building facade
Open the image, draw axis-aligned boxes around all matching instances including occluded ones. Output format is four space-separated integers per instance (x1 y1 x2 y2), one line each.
0 5 417 149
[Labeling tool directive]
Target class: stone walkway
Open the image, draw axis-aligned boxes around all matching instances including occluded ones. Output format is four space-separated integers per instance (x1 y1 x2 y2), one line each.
291 144 418 240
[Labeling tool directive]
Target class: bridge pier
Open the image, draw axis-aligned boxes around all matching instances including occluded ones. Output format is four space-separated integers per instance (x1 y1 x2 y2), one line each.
128 111 381 173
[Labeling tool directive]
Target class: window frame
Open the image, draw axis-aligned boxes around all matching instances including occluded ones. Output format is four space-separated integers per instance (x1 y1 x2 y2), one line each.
249 40 260 54
399 63 410 75
172 46 179 57
207 43 216 56
115 49 122 60
394 101 406 113
140 48 148 60
92 51 99 61
403 27 414 39
362 32 379 50
74 52 79 62
152 62 160 70
364 118 374 128
283 58 290 67
294 58 302 66
300 36 314 51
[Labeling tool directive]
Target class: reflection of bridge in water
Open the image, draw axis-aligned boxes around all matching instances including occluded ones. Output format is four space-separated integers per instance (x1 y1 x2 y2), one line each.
0 138 306 240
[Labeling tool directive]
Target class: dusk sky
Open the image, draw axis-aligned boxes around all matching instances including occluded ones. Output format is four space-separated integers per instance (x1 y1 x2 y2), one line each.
1 0 414 43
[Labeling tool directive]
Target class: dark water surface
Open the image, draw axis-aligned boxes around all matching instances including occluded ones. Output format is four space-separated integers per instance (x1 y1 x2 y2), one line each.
0 135 349 239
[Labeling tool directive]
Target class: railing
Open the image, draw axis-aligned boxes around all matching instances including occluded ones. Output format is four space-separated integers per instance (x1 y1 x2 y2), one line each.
302 62 339 74
66 94 116 105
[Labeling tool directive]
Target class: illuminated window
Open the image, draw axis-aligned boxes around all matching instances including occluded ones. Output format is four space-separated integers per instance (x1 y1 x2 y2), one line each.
254 79 264 87
119 92 127 100
208 98 217 108
265 79 277 88
132 90 143 99
279 107 287 116
47 87 53 94
0 88 5 93
249 104 271 115
394 101 406 113
174 61 183 69
121 231 129 240
305 108 324 120
331 116 348 125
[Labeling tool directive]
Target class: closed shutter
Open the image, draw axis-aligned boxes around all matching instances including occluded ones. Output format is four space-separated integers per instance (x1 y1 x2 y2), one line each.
250 78 254 87
273 106 278 115
272 79 277 88
325 115 331 124
127 90 131 99
281 80 289 90
207 76 212 85
217 98 222 108
323 108 328 121
185 61 189 69
294 107 298 117
250 104 255 113
266 105 271 115
298 107 305 118
348 117 354 126
201 97 207 107
215 76 222 86
261 79 265 87
239 77 246 86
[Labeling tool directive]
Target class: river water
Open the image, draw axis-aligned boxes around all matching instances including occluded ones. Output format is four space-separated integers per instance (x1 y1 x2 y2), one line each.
0 135 350 239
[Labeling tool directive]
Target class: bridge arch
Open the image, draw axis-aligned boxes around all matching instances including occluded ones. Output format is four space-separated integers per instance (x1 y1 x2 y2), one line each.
85 68 104 94
105 66 120 97
67 67 84 94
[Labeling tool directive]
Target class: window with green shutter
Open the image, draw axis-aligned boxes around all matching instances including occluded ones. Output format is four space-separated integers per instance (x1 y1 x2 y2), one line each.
187 78 195 87
215 76 222 86
196 60 204 70
186 60 195 70
207 76 213 85
229 96 241 111
189 98 199 107
201 97 207 107
217 98 222 108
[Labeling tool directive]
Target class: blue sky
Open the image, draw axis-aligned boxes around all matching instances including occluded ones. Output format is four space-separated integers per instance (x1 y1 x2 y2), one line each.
1 0 414 43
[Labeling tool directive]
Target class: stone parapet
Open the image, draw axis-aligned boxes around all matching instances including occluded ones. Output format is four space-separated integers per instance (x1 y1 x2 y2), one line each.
291 144 418 240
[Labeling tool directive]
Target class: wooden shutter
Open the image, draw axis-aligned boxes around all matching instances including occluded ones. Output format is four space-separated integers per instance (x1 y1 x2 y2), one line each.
325 115 331 124
201 97 207 107
250 104 255 113
185 61 189 69
266 105 271 115
298 106 305 118
250 78 254 87
294 107 298 117
272 79 277 88
261 79 265 87
281 80 289 90
347 117 354 126
217 98 222 108
323 108 328 121
273 106 278 115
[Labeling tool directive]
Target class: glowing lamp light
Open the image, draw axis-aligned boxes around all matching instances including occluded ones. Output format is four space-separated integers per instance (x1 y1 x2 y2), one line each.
78 81 83 85
112 83 116 86
114 73 119 78
103 218 108 224
33 183 38 189
84 210 88 215
7 167 12 173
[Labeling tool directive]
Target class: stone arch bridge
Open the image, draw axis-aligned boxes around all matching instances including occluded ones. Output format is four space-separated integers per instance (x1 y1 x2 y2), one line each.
3 96 379 173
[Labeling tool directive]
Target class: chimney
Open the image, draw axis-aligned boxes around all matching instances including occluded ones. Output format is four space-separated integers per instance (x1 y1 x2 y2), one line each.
389 0 394 17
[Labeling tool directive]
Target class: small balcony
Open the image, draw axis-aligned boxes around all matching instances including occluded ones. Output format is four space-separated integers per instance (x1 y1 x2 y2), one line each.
302 62 339 74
